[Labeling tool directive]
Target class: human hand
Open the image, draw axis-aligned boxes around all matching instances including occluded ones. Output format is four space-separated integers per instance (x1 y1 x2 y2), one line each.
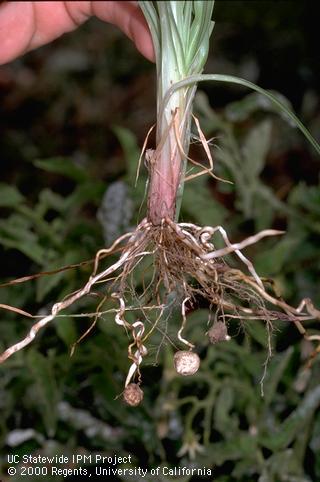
0 1 154 65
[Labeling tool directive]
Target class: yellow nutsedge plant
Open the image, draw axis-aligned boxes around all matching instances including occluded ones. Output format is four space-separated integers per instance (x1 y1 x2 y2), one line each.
1 1 320 404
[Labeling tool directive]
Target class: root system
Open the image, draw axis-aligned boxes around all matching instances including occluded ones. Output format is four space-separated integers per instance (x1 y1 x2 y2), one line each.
1 216 319 398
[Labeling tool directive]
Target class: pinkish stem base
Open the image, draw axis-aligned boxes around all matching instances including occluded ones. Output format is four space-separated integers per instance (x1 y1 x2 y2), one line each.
147 125 183 225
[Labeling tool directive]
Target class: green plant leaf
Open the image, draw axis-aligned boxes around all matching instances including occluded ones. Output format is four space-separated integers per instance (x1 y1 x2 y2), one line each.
34 157 88 183
64 180 106 210
261 385 320 451
225 90 293 123
113 126 140 183
36 269 66 302
0 214 47 265
182 177 227 225
244 320 270 348
54 316 77 347
289 182 320 217
214 384 237 434
164 74 320 156
27 349 59 437
310 413 320 478
242 120 272 179
262 347 293 407
208 432 258 465
255 235 303 276
0 183 25 207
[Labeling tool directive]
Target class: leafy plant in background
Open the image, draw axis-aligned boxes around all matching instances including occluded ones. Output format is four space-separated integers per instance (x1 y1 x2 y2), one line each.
1 92 320 481
1 1 320 481
1 0 320 389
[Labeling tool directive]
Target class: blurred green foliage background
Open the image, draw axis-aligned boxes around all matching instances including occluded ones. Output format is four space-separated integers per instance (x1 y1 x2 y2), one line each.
0 1 319 481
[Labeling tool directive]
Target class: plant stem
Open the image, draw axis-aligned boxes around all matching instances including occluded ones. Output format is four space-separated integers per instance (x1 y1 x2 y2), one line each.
147 86 196 224
141 1 214 225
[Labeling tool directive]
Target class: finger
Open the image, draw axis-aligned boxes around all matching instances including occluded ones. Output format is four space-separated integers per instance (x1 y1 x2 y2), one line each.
0 1 154 65
0 1 88 65
27 2 91 49
0 1 35 64
92 1 154 62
